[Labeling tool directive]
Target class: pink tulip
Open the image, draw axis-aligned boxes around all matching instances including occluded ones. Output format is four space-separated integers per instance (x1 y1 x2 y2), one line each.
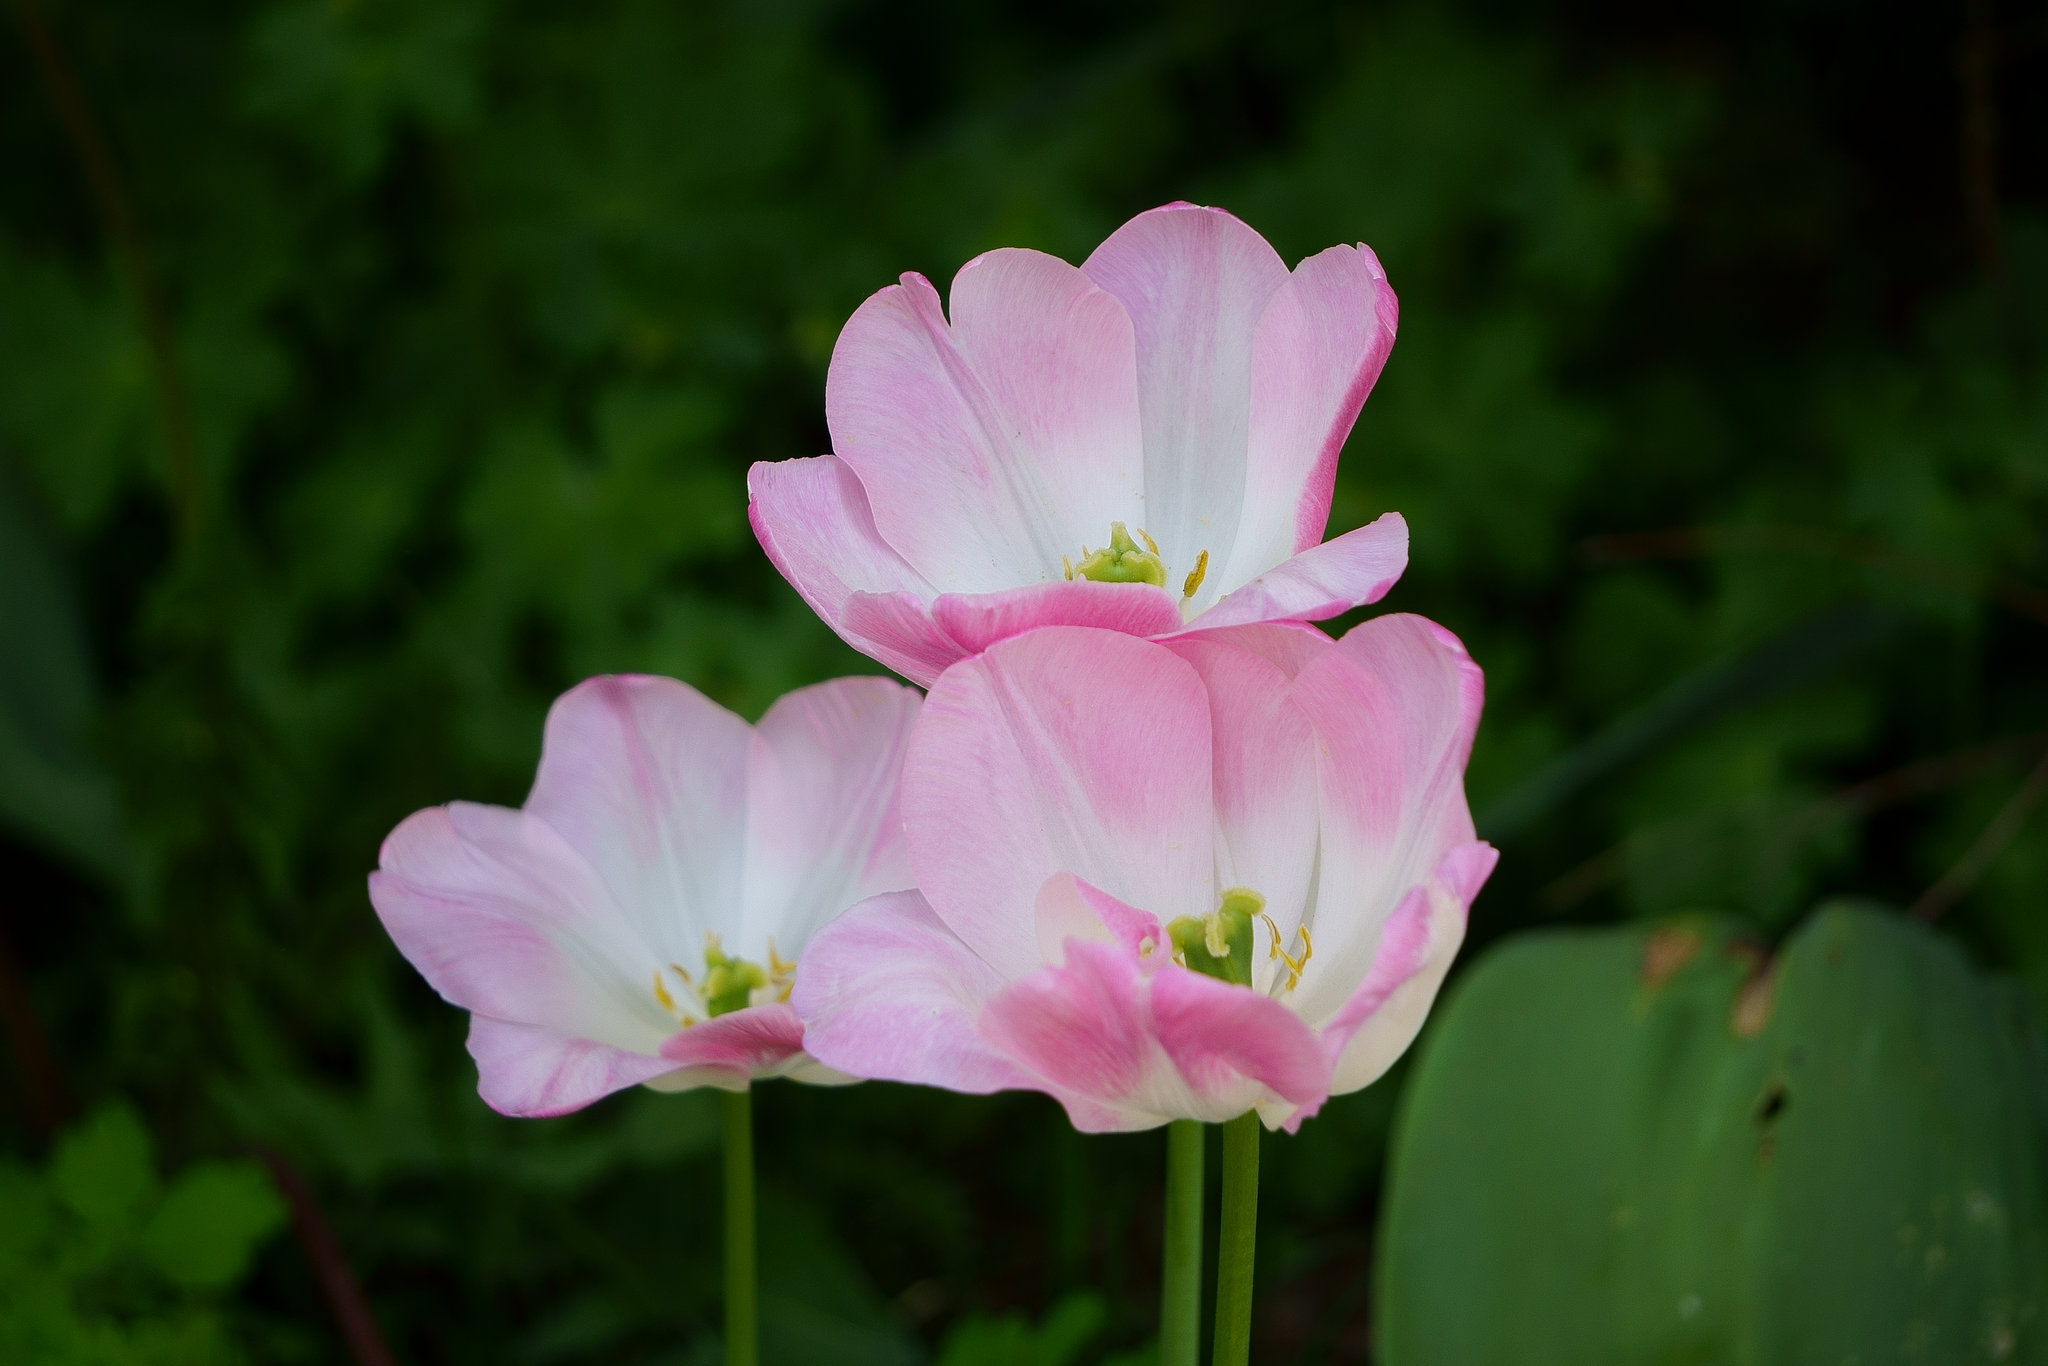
369 674 921 1116
792 617 1494 1132
750 202 1407 687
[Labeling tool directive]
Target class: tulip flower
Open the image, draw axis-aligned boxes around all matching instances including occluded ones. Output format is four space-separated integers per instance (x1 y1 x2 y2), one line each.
791 617 1492 1366
369 672 919 1366
369 672 921 1115
749 202 1407 687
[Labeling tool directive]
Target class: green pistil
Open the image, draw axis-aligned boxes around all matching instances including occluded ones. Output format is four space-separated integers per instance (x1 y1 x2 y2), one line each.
1072 522 1168 588
1168 888 1264 988
703 941 768 1018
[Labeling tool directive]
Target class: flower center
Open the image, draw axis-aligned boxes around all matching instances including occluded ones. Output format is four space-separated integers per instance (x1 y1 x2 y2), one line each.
651 933 796 1026
1065 523 1210 602
1167 888 1313 992
1168 887 1264 987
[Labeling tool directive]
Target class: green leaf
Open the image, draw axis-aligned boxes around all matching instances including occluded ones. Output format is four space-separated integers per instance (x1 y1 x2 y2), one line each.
138 1160 288 1290
49 1103 157 1230
0 1160 50 1272
1378 904 2048 1364
0 476 128 880
934 1294 1107 1366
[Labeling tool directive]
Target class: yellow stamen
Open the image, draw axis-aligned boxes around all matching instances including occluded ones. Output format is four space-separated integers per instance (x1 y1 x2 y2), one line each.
1138 527 1161 556
652 971 677 1014
1062 554 1075 581
1182 549 1209 601
1260 913 1313 991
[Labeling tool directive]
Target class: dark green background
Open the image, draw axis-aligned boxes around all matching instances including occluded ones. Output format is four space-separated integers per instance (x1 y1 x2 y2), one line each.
2 0 2045 1361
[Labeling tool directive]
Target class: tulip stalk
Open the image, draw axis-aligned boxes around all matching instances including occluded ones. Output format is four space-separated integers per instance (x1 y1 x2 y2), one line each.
1211 1112 1260 1366
1159 1120 1205 1366
724 1088 757 1366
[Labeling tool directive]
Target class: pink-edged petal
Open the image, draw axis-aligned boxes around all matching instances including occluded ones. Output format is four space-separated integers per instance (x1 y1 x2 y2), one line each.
740 676 921 956
523 675 750 962
1286 613 1487 1027
1157 635 1321 990
825 256 1144 592
1220 244 1399 595
371 805 671 1052
979 939 1155 1129
930 580 1183 657
793 890 1035 1095
467 1016 681 1118
657 1002 808 1086
980 940 1327 1132
1322 841 1497 1096
1187 512 1408 633
1034 872 1166 966
1149 964 1330 1112
1081 204 1291 582
841 591 972 687
905 628 1214 978
747 453 936 636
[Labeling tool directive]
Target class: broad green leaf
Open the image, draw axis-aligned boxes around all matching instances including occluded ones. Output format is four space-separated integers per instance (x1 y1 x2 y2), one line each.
1378 904 2048 1364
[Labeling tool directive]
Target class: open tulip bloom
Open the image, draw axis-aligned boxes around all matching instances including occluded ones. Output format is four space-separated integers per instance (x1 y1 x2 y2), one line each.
791 615 1493 1363
368 672 920 1366
749 202 1408 688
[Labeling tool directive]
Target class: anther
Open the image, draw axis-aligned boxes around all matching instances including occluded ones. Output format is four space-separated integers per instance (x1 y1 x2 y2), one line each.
1182 550 1209 600
1260 913 1312 991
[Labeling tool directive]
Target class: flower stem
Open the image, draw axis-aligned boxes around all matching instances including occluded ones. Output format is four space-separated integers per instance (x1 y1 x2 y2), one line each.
1159 1119 1205 1366
723 1087 757 1366
1211 1112 1261 1366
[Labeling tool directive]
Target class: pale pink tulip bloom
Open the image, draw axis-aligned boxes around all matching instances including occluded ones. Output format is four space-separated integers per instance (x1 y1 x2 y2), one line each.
749 202 1406 687
792 618 1494 1132
369 674 921 1116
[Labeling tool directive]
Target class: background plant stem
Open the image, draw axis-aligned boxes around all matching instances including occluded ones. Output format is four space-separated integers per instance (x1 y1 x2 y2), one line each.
723 1088 757 1366
1159 1119 1205 1366
1212 1113 1260 1366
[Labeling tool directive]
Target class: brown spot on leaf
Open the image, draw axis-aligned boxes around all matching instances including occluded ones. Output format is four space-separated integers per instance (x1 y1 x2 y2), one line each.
1641 925 1702 989
1731 959 1776 1037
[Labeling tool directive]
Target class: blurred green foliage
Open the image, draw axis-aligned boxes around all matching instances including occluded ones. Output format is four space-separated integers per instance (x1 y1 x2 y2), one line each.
1 1103 286 1362
0 0 2044 1360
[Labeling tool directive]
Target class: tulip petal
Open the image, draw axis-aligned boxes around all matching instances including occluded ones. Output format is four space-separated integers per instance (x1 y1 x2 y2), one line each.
981 941 1326 1132
1223 243 1400 595
1159 633 1323 992
905 628 1214 978
1081 203 1291 585
1189 512 1409 633
930 580 1183 657
747 453 937 637
523 675 751 966
1322 840 1497 1096
371 805 673 1053
1148 962 1330 1112
657 1002 809 1087
1286 614 1487 1028
792 890 1034 1095
1034 872 1166 966
466 1016 681 1118
825 255 1145 592
741 676 921 957
841 591 975 687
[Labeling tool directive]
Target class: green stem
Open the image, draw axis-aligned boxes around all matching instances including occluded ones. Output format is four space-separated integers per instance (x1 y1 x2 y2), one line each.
723 1087 757 1366
1159 1120 1205 1366
1211 1112 1261 1366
